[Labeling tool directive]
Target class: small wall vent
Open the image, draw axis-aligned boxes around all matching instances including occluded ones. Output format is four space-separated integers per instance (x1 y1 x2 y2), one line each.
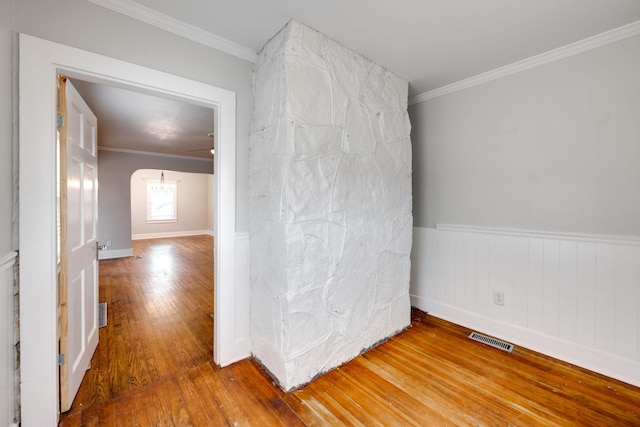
468 332 514 353
98 302 107 328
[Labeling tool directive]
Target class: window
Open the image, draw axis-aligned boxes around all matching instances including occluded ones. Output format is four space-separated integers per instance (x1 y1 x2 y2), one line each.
147 180 177 222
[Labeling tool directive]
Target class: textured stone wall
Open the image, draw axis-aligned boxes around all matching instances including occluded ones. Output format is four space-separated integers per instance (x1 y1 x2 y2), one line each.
249 20 412 391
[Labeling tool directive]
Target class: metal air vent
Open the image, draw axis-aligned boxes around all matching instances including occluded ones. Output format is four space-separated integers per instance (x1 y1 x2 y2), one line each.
98 302 107 328
468 332 514 353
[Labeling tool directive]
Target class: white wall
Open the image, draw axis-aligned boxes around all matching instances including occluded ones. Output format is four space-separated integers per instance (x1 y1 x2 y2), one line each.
409 35 640 386
130 169 212 238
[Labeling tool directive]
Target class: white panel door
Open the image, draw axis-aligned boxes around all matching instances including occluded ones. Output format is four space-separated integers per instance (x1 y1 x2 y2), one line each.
59 78 99 412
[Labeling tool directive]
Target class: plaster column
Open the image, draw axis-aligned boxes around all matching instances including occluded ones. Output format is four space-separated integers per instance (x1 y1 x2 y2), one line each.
249 20 412 390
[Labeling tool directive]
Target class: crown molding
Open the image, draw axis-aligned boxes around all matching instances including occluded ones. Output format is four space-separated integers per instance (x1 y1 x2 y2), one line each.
87 0 258 63
410 20 640 105
98 145 213 161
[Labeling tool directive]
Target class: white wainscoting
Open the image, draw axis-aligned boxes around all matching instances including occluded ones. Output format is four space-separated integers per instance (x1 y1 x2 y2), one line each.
410 225 640 387
0 252 18 427
233 232 251 359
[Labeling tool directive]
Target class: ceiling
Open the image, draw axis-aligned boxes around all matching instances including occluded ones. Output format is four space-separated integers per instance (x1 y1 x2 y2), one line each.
80 0 640 159
128 0 640 95
71 79 215 159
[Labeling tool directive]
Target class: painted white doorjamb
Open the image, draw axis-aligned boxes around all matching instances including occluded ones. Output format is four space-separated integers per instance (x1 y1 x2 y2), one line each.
19 33 244 426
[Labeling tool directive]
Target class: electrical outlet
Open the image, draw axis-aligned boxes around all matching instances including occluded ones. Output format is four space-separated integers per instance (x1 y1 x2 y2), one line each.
106 240 112 248
493 291 505 306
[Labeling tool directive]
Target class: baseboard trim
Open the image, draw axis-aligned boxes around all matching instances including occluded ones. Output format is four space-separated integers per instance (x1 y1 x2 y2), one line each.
131 230 211 240
411 295 640 388
98 248 134 260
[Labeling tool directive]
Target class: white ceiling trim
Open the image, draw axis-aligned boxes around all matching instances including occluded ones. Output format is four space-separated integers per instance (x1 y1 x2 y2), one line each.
87 0 258 63
410 20 640 106
98 145 213 162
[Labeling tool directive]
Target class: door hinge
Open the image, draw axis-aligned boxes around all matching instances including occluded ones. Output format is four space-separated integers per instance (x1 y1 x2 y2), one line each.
58 354 65 365
57 115 64 128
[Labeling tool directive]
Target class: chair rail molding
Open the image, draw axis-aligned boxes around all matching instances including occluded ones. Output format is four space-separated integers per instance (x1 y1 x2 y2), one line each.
435 224 640 246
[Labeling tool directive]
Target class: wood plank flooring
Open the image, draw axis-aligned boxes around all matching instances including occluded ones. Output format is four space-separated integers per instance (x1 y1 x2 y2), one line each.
60 235 640 426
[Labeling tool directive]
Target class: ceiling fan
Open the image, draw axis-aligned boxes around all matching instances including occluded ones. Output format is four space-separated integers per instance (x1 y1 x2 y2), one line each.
186 132 215 155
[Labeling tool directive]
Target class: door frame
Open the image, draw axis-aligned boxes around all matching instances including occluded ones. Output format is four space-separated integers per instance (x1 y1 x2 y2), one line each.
19 34 241 425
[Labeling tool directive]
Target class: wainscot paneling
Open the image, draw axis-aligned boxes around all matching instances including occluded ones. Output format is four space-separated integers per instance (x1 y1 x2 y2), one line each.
0 251 18 427
410 225 640 387
233 232 251 359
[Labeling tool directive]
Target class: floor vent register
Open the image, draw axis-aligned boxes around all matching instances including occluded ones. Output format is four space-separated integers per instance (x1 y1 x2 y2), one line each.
468 332 514 353
98 302 107 328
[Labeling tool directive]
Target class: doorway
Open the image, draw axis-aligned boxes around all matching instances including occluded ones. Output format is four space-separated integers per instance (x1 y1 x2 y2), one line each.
19 34 249 425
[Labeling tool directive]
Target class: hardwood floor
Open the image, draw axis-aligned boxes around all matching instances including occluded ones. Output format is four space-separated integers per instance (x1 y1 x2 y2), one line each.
61 236 215 417
60 235 640 426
